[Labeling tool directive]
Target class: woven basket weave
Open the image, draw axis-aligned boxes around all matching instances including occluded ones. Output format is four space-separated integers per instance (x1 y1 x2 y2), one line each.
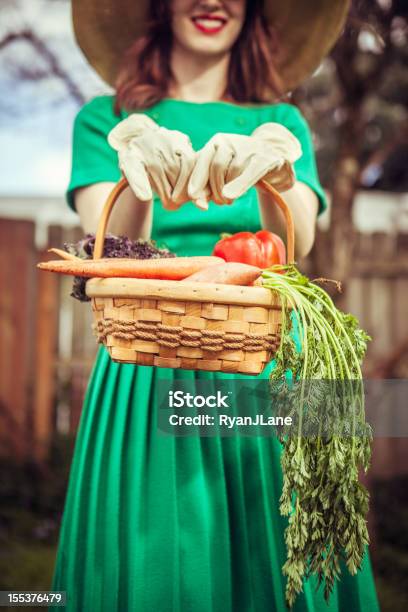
86 178 295 375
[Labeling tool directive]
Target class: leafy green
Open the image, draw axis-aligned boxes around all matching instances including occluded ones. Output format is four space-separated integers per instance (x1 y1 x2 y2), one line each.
63 233 176 302
262 265 372 608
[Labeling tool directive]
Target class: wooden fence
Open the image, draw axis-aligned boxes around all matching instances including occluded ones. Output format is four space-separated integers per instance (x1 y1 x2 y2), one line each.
0 218 407 470
0 220 95 461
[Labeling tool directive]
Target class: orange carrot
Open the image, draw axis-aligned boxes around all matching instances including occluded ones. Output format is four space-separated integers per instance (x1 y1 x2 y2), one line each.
37 256 224 280
181 262 261 286
48 248 81 261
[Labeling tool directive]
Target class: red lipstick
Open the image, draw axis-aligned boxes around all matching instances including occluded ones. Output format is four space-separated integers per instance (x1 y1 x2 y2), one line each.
191 14 228 35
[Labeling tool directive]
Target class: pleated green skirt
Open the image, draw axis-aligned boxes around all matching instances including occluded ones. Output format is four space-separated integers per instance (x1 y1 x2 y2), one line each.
50 345 380 611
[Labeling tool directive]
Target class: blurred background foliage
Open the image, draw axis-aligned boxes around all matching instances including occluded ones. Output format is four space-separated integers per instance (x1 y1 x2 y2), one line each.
295 0 408 280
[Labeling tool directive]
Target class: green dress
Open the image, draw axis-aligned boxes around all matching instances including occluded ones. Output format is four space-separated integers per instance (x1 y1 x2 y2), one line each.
50 97 380 611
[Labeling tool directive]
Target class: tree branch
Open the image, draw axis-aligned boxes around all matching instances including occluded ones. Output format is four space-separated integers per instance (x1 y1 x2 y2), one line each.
0 29 86 105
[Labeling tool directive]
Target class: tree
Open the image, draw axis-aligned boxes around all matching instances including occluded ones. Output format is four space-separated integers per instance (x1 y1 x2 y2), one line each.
0 29 85 115
295 0 408 282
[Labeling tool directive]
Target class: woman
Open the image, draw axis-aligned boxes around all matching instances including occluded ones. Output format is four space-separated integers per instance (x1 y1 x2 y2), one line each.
50 1 380 610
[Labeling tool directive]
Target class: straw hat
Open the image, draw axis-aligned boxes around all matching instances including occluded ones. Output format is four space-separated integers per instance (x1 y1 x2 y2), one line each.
72 0 350 93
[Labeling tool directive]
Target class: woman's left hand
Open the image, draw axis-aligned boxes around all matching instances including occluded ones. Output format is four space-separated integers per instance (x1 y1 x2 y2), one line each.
188 123 302 205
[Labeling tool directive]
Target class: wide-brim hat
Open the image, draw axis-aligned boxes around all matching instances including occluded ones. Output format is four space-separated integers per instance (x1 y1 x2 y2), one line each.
72 0 350 93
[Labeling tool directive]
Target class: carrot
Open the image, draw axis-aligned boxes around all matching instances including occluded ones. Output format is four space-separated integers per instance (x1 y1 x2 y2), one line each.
37 256 224 280
48 248 81 261
181 262 261 286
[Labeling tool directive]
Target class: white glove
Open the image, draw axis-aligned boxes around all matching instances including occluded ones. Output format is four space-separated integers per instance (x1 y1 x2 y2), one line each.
108 114 208 210
188 123 302 205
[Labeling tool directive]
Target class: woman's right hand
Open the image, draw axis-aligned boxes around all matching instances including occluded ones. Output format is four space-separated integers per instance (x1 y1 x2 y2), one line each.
108 115 208 210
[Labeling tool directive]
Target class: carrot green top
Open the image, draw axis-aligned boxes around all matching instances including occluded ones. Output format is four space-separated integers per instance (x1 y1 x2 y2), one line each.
67 96 327 256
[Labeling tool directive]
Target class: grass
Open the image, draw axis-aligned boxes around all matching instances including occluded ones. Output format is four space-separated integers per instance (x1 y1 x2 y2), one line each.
0 542 57 612
371 475 408 612
0 436 73 611
0 541 57 589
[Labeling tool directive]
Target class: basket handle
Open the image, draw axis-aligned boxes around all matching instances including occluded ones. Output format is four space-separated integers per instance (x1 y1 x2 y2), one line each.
93 177 295 263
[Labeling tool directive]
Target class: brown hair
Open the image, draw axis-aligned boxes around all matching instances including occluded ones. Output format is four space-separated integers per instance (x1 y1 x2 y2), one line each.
115 0 284 113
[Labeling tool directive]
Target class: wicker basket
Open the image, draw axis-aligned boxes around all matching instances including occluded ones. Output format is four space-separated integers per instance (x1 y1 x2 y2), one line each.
86 178 295 375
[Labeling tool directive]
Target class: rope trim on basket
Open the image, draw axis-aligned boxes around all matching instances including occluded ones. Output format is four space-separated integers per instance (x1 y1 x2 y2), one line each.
92 318 279 352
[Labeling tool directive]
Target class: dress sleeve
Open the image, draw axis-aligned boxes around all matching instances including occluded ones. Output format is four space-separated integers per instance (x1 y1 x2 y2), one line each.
66 96 122 212
271 104 328 216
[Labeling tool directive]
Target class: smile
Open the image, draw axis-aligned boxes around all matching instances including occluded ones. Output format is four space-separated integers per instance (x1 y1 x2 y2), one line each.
191 14 228 35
